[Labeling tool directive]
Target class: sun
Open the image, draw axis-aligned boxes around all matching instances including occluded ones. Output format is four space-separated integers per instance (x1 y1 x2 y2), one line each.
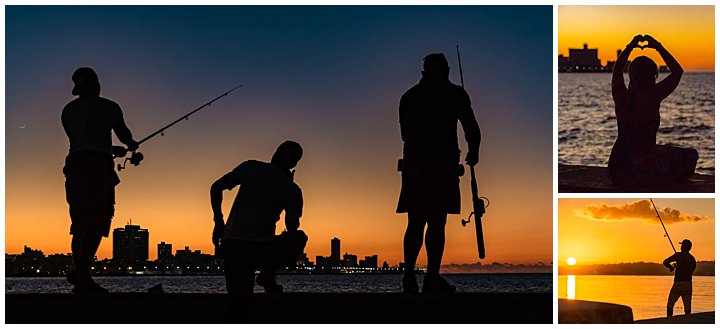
567 257 577 266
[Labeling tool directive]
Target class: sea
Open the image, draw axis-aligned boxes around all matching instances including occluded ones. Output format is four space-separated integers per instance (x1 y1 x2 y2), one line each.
558 275 715 320
5 273 550 294
558 72 715 175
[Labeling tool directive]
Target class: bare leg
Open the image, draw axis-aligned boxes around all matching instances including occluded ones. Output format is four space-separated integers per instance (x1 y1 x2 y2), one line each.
403 212 426 274
424 213 447 276
74 231 102 278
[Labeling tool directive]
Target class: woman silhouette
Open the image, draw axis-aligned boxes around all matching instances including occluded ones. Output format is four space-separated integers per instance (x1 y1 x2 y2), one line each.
608 34 698 186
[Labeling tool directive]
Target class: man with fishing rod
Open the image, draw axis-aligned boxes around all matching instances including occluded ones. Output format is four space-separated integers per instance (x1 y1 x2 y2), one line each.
650 199 697 317
397 53 481 293
663 239 696 317
210 141 308 294
62 67 139 293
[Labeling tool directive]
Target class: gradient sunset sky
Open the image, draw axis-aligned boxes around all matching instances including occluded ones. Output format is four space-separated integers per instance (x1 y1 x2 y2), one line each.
559 5 715 72
559 198 715 266
5 6 552 266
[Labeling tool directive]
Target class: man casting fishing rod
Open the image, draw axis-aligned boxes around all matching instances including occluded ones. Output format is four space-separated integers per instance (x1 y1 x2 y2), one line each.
651 199 696 317
62 67 139 293
62 68 239 293
663 239 696 317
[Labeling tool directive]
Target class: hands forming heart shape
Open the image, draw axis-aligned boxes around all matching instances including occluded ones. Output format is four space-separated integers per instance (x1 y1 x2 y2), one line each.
632 35 660 50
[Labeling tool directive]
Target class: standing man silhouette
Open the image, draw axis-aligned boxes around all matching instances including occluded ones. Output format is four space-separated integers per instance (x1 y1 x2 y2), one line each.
211 141 308 294
397 53 481 293
62 67 138 293
663 239 697 317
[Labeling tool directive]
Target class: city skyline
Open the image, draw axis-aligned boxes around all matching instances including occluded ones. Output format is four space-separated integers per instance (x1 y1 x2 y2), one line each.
559 5 715 72
5 6 552 266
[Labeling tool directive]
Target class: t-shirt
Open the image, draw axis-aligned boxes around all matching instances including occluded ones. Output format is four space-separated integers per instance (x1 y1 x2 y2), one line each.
222 160 303 241
62 95 129 156
664 252 696 282
399 77 479 162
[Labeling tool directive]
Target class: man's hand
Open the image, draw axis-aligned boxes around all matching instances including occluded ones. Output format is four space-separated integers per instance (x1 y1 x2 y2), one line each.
126 140 140 152
112 145 128 158
665 263 675 272
212 219 225 246
465 151 479 167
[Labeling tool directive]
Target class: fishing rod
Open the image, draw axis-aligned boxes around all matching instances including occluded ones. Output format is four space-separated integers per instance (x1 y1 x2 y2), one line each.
650 198 677 253
116 84 243 171
456 45 465 88
456 44 488 259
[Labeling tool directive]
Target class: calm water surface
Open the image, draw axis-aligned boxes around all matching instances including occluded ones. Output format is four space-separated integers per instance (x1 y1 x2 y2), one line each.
559 73 715 175
6 273 551 294
558 275 714 320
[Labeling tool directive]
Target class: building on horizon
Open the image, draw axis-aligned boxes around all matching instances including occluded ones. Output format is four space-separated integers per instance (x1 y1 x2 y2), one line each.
330 237 341 267
158 242 173 261
359 255 378 269
112 222 149 266
343 252 358 268
559 43 615 72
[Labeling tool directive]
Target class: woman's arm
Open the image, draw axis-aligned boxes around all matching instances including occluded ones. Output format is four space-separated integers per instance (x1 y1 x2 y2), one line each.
647 35 684 100
612 35 642 100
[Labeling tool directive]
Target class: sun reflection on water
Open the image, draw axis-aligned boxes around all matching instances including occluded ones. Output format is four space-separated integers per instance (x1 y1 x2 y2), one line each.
567 275 576 300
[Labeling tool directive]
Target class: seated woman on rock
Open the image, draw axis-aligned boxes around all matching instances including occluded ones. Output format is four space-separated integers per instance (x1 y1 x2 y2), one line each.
608 34 698 186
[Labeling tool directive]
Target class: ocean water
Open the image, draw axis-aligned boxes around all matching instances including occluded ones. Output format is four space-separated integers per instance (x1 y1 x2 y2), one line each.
5 273 550 294
558 73 715 175
558 275 715 320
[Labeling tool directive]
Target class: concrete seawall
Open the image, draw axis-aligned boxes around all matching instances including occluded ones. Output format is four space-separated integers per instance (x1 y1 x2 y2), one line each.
558 299 634 324
6 293 551 323
558 164 714 193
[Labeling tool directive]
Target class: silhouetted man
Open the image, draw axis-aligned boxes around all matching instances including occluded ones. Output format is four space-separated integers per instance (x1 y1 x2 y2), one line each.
397 53 481 293
663 239 696 317
211 141 308 294
62 67 138 293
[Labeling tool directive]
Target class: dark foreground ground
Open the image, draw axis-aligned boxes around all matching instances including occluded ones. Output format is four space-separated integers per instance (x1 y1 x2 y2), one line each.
558 164 714 193
635 311 715 324
6 292 551 324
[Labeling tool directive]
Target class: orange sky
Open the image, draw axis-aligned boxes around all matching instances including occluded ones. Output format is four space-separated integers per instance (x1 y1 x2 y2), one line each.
559 198 715 266
559 6 715 72
4 6 553 268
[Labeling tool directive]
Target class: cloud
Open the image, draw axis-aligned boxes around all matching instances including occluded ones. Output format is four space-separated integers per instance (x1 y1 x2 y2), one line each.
574 200 711 225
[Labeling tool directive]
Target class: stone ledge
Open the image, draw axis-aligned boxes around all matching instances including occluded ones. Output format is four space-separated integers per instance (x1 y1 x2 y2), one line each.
6 292 551 324
558 164 714 193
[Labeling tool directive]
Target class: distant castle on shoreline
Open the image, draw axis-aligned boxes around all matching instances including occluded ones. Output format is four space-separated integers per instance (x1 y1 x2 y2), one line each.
558 43 668 73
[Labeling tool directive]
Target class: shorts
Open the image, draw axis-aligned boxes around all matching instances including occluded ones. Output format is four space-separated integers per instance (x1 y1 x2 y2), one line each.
64 151 119 237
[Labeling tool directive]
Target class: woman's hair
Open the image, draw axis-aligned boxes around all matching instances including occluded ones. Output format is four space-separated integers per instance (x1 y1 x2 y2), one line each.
628 56 658 96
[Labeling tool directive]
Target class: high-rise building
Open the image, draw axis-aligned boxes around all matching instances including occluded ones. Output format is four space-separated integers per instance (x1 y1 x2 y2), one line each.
330 237 341 267
113 223 149 265
158 242 173 260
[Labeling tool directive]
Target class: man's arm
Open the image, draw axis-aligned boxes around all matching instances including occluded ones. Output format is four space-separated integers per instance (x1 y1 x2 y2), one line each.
458 90 481 166
209 166 244 245
113 105 139 151
284 186 303 232
663 253 678 272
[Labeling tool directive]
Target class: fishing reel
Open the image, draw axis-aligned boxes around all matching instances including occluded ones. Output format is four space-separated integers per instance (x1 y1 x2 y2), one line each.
113 146 144 171
461 196 490 227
